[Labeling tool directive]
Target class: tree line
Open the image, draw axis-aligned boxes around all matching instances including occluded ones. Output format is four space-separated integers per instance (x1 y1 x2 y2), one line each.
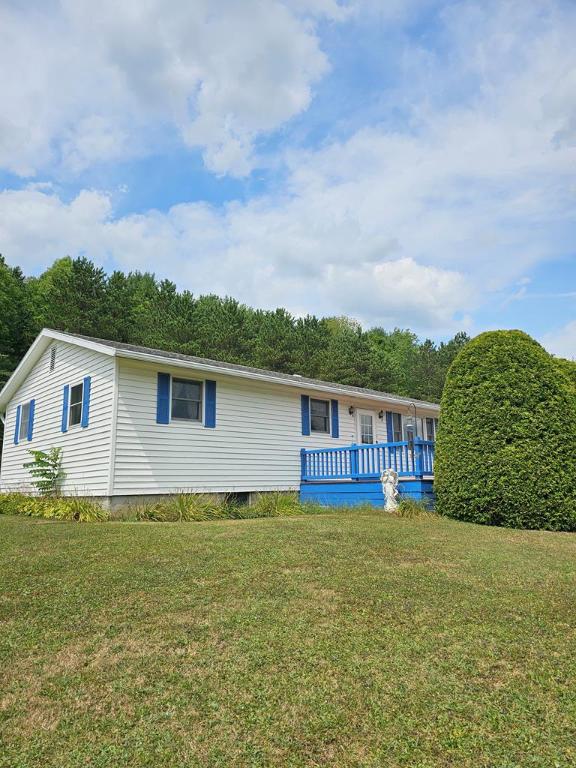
1 255 471 405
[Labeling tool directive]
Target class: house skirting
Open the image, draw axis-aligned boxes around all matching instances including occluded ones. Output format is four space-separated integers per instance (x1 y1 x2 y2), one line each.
299 478 435 508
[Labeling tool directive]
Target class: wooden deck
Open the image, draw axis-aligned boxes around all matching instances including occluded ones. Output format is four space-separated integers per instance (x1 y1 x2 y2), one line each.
300 439 435 507
300 438 435 482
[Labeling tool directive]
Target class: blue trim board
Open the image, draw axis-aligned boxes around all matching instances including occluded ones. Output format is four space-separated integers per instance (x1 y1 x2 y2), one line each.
301 481 385 508
61 385 70 433
330 399 339 438
204 379 217 428
81 376 91 428
398 479 435 503
301 395 310 435
300 478 435 508
156 373 171 424
27 399 35 441
386 411 393 442
14 404 21 445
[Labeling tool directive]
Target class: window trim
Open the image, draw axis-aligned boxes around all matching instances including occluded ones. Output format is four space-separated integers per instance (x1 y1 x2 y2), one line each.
356 409 376 445
18 401 31 442
68 381 84 429
425 416 437 441
170 376 204 423
309 397 330 434
392 412 403 442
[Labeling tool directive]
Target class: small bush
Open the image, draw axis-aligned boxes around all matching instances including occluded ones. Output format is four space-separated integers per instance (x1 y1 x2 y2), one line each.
0 492 108 522
23 447 65 496
131 492 327 522
395 498 437 519
246 492 324 518
133 493 231 522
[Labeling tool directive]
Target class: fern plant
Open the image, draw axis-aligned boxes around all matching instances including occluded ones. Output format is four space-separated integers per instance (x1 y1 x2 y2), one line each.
23 447 65 496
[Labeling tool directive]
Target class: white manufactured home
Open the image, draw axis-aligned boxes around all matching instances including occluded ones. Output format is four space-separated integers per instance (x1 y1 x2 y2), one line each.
0 330 440 511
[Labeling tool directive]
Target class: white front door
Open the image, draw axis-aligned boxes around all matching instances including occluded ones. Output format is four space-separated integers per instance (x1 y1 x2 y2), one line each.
357 410 376 444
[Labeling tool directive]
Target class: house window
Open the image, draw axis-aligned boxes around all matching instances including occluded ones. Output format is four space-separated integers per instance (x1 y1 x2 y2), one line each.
310 398 330 433
426 417 437 441
359 413 374 444
171 378 202 421
69 382 84 427
392 412 402 442
19 401 31 442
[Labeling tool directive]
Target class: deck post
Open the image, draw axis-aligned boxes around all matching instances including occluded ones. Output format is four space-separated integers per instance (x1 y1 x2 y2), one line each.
414 438 424 479
300 448 307 481
350 443 359 480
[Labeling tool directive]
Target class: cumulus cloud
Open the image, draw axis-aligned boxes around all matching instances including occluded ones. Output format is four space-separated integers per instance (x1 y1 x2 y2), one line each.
542 321 576 359
0 0 575 337
0 0 337 177
0 184 474 334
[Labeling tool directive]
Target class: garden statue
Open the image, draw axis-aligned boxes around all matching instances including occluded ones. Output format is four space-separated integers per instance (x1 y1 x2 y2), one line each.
381 468 399 512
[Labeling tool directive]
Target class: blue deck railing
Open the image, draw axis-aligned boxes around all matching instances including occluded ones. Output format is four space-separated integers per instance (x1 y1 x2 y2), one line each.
300 438 435 482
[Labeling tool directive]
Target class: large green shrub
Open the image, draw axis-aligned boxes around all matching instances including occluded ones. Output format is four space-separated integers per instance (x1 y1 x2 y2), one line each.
435 330 576 531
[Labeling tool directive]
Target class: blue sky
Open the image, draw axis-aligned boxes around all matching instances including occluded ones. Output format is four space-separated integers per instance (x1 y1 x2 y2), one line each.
0 0 575 356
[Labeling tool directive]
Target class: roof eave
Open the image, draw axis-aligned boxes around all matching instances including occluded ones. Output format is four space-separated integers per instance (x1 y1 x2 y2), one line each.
115 348 441 412
0 329 441 414
0 329 115 412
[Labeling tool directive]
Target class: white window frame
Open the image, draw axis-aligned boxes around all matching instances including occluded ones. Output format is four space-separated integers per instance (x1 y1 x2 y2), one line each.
356 409 376 444
18 401 31 442
392 412 403 442
310 397 330 434
404 416 425 442
425 417 437 441
171 376 204 423
68 381 84 429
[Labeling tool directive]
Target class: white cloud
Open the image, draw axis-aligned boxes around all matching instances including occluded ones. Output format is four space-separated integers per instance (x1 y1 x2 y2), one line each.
0 0 575 337
0 0 336 177
542 321 576 360
0 184 474 334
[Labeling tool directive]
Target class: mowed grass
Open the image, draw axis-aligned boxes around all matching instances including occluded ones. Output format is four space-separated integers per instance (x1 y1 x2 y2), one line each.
1 512 576 768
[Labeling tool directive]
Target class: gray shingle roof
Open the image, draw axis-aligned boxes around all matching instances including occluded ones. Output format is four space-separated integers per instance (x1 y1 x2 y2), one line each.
69 332 440 409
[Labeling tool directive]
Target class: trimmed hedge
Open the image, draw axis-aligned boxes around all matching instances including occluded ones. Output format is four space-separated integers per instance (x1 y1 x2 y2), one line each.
435 330 576 531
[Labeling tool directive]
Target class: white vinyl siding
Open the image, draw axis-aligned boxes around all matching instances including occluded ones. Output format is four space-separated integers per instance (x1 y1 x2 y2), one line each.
112 359 410 495
1 338 440 499
0 342 114 495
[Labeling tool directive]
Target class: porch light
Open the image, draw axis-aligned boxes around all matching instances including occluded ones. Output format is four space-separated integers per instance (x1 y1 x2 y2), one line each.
378 410 384 420
406 402 418 439
348 406 355 415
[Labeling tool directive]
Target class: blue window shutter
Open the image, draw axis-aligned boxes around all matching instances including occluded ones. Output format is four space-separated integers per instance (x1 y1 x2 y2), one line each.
301 395 310 436
156 373 171 424
386 411 393 442
27 399 35 441
331 399 339 438
14 404 21 445
204 380 216 428
81 376 91 428
61 385 70 433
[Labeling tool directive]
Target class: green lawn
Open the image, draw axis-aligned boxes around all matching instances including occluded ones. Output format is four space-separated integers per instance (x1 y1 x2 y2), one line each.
1 511 575 768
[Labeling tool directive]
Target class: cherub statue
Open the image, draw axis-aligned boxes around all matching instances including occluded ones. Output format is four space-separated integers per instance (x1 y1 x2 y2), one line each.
381 468 399 511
